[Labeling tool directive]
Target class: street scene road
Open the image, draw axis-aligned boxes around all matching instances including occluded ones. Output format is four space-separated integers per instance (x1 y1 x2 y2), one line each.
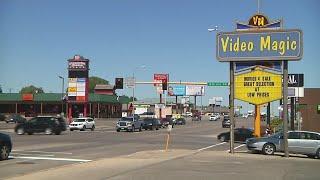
1 117 319 179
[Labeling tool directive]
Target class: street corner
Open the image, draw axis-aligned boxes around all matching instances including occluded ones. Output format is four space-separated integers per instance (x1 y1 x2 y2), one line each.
125 149 195 160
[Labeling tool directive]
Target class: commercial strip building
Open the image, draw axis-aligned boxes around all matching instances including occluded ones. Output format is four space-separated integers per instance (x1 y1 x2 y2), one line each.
0 93 130 119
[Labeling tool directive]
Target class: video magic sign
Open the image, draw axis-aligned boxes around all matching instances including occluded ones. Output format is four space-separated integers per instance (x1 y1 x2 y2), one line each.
216 29 303 61
235 68 282 105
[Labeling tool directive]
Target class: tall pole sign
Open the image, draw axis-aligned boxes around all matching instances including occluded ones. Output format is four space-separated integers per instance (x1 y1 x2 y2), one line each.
215 13 303 156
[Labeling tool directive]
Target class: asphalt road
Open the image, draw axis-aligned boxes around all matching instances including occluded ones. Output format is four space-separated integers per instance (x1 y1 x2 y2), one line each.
1 116 318 180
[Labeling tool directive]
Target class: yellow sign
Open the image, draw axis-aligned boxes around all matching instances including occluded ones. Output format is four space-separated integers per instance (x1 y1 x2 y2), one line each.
68 87 77 92
235 68 282 105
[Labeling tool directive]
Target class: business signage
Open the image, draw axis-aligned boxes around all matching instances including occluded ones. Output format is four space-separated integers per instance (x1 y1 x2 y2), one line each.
186 86 205 96
168 85 186 96
288 87 304 98
125 77 135 88
235 68 282 105
68 78 88 102
153 74 169 86
235 61 282 73
22 94 33 101
236 14 281 30
216 29 303 61
288 74 304 87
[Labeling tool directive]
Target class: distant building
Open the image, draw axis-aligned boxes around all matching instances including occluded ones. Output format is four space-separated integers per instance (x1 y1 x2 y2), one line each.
299 88 320 132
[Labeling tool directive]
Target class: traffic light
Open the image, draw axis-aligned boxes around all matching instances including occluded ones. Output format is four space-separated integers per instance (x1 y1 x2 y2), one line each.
162 82 167 90
115 78 123 89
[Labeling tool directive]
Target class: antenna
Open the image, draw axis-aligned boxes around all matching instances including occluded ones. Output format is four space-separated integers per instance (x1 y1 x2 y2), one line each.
257 0 261 14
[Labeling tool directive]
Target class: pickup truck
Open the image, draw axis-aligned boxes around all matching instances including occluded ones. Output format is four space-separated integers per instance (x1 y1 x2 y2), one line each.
116 116 143 132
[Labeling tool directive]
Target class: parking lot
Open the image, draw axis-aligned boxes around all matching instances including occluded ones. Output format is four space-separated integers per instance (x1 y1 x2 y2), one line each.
1 116 319 179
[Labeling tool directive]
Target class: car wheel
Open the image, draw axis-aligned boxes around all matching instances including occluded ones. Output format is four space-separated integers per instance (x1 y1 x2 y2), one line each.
156 127 159 130
16 128 25 135
316 148 320 159
70 129 74 131
0 145 10 160
27 132 33 135
81 126 86 131
45 128 53 135
307 154 315 159
116 129 120 132
139 126 142 132
91 125 95 131
262 143 275 155
55 131 61 135
220 136 226 142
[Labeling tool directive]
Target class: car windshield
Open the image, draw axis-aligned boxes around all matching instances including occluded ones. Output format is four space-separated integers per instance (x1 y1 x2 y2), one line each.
121 117 133 121
74 119 86 122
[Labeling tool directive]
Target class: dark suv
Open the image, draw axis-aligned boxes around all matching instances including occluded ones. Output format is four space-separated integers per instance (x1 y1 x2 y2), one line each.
15 116 67 135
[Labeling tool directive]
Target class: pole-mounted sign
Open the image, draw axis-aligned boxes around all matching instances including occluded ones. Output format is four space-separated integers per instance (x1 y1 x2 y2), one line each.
216 29 303 61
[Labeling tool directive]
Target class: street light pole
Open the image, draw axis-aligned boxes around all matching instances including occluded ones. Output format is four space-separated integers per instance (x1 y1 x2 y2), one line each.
58 76 65 115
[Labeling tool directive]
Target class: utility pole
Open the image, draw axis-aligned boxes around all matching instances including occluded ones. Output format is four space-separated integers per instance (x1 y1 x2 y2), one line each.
283 61 289 158
229 62 235 154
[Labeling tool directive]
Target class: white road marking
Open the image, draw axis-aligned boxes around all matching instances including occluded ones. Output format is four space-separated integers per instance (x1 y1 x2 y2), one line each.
196 142 226 152
9 156 91 162
12 150 73 155
10 153 55 157
226 144 246 152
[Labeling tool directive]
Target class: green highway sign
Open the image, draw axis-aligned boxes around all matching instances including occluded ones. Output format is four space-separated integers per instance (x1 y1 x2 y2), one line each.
207 82 229 86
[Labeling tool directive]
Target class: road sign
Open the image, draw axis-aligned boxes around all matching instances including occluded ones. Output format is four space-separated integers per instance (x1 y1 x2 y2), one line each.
216 29 303 61
125 77 135 88
207 82 229 86
235 67 282 105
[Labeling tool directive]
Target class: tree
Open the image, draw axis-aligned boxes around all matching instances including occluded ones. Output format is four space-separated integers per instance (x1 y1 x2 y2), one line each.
20 85 45 94
0 85 2 93
89 76 109 93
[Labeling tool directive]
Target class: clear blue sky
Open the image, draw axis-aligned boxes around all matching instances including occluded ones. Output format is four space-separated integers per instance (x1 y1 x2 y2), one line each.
1 0 319 113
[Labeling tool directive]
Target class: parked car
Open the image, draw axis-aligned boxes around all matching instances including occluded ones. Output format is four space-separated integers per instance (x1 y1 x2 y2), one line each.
0 114 6 121
246 131 320 158
175 118 186 125
182 112 193 117
116 116 143 132
69 117 95 131
0 132 12 161
5 114 26 124
218 128 254 142
142 118 161 130
14 116 67 135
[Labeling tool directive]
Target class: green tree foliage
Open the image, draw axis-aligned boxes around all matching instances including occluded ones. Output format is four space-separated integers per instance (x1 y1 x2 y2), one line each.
89 76 109 93
20 85 45 94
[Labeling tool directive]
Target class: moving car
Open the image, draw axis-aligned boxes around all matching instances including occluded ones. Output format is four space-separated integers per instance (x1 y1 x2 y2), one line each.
0 132 12 161
161 118 175 128
116 116 143 132
15 116 67 135
182 112 193 117
209 115 219 121
5 114 26 124
222 116 231 128
142 118 161 130
69 117 95 131
246 131 320 158
175 118 186 125
217 128 254 142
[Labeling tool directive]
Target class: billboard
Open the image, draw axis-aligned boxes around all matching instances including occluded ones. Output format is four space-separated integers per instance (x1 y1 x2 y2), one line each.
235 68 282 105
186 86 205 96
216 29 303 61
168 85 186 96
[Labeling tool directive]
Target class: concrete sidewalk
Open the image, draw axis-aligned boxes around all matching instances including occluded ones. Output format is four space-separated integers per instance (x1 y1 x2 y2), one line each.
7 149 320 180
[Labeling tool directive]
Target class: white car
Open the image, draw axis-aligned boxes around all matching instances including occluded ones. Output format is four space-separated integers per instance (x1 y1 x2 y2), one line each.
69 117 95 131
209 115 219 121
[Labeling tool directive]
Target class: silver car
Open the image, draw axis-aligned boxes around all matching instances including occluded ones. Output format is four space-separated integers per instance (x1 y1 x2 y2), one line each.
246 131 320 158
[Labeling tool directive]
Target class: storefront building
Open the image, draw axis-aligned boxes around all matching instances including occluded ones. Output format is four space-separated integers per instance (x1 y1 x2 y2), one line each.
0 93 130 119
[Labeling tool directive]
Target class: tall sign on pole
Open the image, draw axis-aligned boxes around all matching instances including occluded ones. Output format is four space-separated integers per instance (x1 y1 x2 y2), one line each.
215 12 303 156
